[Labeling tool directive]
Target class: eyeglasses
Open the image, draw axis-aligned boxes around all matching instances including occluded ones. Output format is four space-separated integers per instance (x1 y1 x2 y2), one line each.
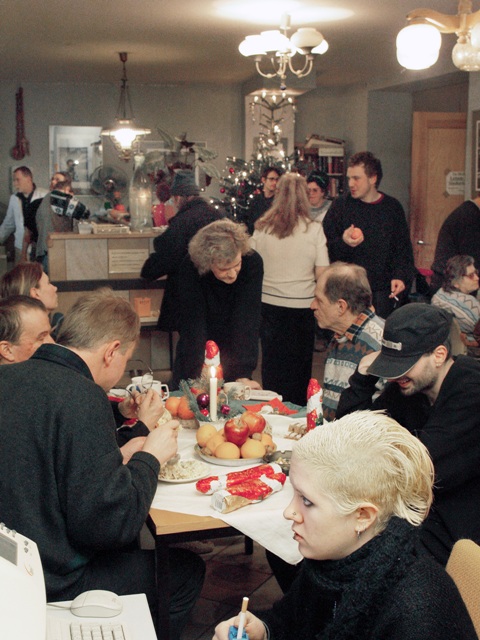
125 359 153 398
464 269 479 280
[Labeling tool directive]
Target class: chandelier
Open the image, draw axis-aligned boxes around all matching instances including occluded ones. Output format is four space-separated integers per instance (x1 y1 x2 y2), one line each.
102 52 151 161
396 0 480 72
239 14 328 90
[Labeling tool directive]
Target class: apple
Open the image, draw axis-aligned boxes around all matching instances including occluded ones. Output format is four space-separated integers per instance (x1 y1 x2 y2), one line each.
224 417 249 447
240 411 266 435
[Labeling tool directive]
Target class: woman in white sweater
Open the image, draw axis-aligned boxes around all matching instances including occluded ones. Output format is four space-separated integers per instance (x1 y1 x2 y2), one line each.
251 172 329 405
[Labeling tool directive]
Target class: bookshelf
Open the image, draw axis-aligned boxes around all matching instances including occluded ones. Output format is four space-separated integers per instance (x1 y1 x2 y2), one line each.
296 135 345 198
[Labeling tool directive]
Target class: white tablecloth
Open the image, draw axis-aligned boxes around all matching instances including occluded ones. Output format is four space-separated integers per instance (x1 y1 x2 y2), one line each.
151 415 304 565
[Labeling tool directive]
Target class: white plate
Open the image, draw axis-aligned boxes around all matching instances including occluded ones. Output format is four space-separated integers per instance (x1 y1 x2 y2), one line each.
194 444 263 467
158 459 209 483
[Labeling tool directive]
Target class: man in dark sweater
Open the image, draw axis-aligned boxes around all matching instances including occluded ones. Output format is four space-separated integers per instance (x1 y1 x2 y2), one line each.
141 169 223 332
323 151 415 318
337 303 480 566
431 196 480 291
243 165 282 234
0 289 204 639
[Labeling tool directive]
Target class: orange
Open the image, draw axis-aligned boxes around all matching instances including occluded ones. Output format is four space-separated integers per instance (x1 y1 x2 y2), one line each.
196 424 218 447
204 433 226 455
215 442 241 459
240 438 266 459
177 396 195 420
165 396 181 417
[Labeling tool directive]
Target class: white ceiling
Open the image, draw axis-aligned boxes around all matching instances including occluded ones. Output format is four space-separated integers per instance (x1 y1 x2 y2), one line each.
0 0 466 87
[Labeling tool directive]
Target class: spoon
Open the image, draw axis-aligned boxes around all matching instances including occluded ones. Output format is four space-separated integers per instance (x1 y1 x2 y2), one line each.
167 453 181 466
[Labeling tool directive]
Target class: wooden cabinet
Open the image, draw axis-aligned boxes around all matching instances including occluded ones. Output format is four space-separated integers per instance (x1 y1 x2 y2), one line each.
295 135 345 198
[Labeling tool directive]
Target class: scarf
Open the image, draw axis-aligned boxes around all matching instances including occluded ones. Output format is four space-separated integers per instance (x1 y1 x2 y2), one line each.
305 517 419 640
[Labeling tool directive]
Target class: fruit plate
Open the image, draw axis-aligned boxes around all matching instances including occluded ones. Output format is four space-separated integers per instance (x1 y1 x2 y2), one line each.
194 444 263 467
158 459 210 483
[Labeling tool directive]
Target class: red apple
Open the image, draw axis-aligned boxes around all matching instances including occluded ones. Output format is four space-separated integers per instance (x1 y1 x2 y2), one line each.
240 411 266 435
224 417 249 447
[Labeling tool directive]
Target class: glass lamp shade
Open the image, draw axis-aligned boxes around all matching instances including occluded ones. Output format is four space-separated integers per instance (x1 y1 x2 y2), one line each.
239 35 267 57
259 30 291 53
290 28 324 53
471 23 480 49
106 120 151 150
312 39 329 55
396 23 441 70
452 38 480 71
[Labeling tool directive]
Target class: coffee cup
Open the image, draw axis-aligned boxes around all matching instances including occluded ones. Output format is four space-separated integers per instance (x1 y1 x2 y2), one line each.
127 376 169 399
223 381 251 400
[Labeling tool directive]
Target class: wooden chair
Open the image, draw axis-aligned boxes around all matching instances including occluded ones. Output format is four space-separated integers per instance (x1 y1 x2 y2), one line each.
446 539 480 637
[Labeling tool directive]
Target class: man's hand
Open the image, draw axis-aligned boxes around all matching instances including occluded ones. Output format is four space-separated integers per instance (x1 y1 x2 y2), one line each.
390 279 406 298
120 437 146 464
120 389 165 431
142 420 179 465
342 224 364 247
358 350 381 375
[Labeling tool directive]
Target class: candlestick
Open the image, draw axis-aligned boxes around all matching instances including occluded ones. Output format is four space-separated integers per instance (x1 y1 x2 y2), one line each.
209 366 218 421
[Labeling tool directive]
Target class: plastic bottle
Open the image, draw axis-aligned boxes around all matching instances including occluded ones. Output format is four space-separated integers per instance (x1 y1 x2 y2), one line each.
129 156 152 232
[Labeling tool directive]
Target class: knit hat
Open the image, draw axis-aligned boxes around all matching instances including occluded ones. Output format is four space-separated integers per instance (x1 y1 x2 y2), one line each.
367 303 452 380
170 170 200 196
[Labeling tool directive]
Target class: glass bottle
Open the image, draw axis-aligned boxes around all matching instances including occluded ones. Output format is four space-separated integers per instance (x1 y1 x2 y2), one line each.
129 156 152 232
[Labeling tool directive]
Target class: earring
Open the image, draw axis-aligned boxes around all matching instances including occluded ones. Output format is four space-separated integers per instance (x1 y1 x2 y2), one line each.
356 529 362 539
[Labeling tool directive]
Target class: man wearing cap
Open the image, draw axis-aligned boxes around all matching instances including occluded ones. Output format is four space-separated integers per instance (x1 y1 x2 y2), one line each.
337 302 480 565
141 169 223 336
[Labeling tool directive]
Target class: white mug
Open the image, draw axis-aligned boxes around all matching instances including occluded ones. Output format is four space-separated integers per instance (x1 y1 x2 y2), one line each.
127 376 169 399
223 381 251 400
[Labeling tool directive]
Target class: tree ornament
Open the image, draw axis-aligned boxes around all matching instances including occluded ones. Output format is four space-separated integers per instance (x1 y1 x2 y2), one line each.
200 408 209 417
229 167 235 174
221 404 231 416
197 393 210 409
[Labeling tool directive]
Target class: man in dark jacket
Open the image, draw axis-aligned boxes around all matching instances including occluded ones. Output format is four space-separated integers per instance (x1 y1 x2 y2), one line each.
337 302 480 566
141 170 223 332
0 289 204 640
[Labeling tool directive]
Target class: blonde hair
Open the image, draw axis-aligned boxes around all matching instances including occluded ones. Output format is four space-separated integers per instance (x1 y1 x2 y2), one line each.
189 219 252 275
293 410 433 533
255 172 312 239
57 288 140 353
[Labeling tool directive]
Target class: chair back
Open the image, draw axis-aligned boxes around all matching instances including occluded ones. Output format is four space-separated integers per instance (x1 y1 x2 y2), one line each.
446 539 480 636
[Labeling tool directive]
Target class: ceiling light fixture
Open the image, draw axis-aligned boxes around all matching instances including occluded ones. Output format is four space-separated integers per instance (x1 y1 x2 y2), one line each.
102 52 151 161
239 13 328 90
396 0 480 71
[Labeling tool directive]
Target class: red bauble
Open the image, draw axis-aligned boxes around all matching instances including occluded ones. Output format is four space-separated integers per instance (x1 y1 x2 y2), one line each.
229 167 235 174
197 393 210 409
200 408 209 416
219 187 226 193
221 404 231 416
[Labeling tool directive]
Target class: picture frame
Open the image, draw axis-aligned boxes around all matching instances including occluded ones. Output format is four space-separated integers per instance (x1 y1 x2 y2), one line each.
49 126 103 195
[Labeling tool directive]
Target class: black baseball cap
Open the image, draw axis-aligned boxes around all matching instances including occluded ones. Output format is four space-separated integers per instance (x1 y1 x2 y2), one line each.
367 303 452 380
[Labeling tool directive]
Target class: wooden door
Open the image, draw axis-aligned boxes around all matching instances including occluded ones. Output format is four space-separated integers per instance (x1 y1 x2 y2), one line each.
409 112 467 271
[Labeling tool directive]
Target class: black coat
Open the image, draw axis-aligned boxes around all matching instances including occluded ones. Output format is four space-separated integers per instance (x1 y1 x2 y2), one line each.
141 197 223 331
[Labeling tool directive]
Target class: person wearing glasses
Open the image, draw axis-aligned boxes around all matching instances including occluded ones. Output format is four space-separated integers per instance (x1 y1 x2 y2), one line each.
431 255 480 343
337 303 480 566
244 165 283 234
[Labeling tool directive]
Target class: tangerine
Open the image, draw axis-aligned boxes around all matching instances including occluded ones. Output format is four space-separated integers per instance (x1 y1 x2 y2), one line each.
165 396 181 417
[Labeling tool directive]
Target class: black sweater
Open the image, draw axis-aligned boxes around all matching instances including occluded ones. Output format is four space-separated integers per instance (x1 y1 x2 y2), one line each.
0 344 160 600
337 355 480 565
260 518 476 640
172 251 263 387
141 197 223 331
323 193 415 291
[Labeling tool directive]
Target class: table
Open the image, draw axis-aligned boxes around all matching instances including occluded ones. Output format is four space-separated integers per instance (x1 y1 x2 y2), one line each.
146 414 305 638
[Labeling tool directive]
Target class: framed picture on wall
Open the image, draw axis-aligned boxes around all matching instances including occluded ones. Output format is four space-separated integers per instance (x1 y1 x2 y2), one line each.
49 126 103 194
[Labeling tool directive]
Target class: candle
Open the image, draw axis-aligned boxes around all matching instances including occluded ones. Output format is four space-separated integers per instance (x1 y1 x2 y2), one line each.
209 366 217 421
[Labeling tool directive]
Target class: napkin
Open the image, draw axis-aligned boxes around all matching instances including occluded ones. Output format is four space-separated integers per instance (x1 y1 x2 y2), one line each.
243 397 298 415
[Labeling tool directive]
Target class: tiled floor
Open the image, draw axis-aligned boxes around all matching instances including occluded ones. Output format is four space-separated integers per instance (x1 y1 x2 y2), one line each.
181 537 284 640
